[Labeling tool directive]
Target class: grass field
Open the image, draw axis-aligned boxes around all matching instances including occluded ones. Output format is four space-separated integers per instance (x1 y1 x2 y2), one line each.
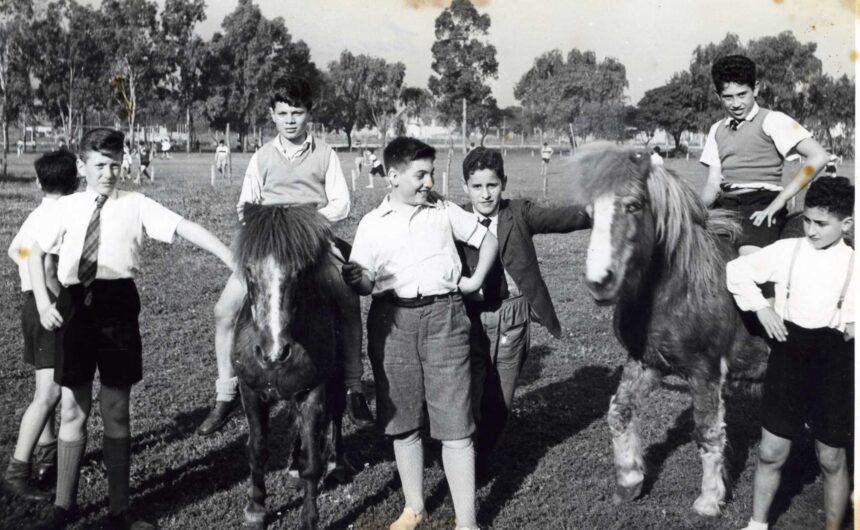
0 149 853 529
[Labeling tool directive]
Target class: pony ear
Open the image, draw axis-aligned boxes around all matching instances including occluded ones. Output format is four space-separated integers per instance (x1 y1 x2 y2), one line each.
629 149 652 176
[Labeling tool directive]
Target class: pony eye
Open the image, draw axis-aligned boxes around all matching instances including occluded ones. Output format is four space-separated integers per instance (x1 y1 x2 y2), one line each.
626 202 642 214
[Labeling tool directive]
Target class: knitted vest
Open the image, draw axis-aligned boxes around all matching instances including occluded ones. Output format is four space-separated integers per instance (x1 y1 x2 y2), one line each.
713 109 784 186
257 137 331 207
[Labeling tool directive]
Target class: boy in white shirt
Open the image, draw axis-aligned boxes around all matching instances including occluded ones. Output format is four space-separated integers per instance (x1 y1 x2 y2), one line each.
727 176 854 530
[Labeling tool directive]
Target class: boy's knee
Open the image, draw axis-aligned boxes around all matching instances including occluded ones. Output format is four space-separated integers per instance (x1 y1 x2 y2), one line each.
816 444 846 475
758 439 790 466
35 386 61 409
441 437 473 450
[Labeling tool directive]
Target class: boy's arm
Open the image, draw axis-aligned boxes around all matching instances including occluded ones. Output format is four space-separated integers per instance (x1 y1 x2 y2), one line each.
237 153 263 222
27 242 63 330
522 201 591 234
175 220 235 272
342 262 374 295
317 150 350 223
7 224 24 264
725 242 790 341
342 218 374 296
459 232 498 295
699 123 723 206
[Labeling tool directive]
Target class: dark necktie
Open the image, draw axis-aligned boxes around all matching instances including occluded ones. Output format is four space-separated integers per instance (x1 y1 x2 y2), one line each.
479 217 491 228
79 194 108 304
477 216 509 303
729 118 742 131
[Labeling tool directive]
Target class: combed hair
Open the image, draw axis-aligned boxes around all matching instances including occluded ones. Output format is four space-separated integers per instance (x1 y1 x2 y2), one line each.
79 128 124 160
383 137 435 174
35 149 78 194
712 55 756 91
462 146 505 182
270 76 314 111
805 176 854 219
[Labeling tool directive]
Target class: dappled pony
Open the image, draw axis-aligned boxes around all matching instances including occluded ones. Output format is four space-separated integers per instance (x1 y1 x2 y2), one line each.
231 203 348 530
571 145 768 517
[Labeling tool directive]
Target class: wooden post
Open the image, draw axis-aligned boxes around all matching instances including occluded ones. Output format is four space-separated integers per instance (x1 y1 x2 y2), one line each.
461 98 467 155
350 169 357 192
211 164 215 187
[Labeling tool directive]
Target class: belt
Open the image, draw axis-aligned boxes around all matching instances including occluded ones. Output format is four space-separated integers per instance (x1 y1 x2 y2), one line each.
379 291 460 308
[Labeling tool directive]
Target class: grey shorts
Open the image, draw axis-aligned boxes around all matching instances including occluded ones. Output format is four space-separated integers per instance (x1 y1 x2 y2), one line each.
367 294 474 440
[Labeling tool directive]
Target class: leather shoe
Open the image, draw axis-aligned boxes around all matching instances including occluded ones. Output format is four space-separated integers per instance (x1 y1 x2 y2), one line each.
346 391 375 431
103 510 155 530
2 476 51 502
30 505 76 530
196 397 242 435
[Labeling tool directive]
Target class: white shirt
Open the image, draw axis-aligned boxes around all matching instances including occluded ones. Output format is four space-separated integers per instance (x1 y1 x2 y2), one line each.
36 189 184 286
541 146 554 159
8 197 62 292
238 134 349 223
351 196 488 297
215 145 230 157
650 152 664 166
726 237 854 331
699 104 812 189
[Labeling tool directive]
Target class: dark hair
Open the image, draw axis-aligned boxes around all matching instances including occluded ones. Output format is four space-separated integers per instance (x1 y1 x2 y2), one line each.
270 76 313 111
35 149 78 195
711 55 757 92
653 146 662 154
462 146 505 182
804 176 854 219
79 128 124 160
383 137 436 173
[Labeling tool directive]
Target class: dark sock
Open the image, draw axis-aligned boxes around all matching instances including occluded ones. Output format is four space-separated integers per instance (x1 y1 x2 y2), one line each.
55 438 86 510
103 435 131 515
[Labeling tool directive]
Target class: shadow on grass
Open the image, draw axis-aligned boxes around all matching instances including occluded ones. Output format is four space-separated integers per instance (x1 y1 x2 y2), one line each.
477 364 621 527
516 343 555 388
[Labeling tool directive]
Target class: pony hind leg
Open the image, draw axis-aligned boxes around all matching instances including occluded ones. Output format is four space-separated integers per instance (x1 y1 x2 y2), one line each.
241 385 271 529
689 377 727 517
296 386 327 530
608 359 662 504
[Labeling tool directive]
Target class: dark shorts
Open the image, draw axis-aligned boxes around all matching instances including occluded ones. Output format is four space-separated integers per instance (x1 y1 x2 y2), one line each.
21 291 59 369
714 189 787 248
54 279 143 388
370 165 385 177
761 321 854 448
367 293 473 440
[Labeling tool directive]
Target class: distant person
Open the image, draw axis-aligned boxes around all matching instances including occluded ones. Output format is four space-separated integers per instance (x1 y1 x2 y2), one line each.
467 142 476 153
3 150 78 503
367 148 385 189
121 142 133 181
823 154 839 177
136 141 151 183
160 138 172 159
16 139 25 158
540 142 553 177
699 54 830 256
650 146 664 166
214 140 230 176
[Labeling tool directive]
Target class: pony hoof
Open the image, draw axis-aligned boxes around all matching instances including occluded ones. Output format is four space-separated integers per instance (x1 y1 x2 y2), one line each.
612 481 643 504
692 495 723 517
284 469 304 490
244 501 266 528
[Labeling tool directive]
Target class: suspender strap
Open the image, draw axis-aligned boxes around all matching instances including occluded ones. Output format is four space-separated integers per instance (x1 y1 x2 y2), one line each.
785 239 803 300
837 251 854 310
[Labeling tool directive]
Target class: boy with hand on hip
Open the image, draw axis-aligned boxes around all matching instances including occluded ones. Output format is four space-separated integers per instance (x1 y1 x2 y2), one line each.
727 176 854 530
343 137 498 530
4 150 79 502
700 54 830 255
197 76 374 435
28 128 234 529
458 147 591 479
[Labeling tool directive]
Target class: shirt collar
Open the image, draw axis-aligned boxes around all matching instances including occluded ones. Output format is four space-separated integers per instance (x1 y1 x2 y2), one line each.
83 187 117 201
276 134 313 158
724 103 760 126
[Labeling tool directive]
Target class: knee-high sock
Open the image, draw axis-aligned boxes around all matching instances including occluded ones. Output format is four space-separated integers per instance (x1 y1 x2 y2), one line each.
215 377 238 402
442 438 476 529
393 431 424 513
103 435 131 514
55 438 87 510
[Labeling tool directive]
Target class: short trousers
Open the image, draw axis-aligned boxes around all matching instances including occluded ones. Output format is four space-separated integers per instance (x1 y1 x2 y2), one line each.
54 279 143 388
714 188 787 248
21 291 59 369
367 294 473 440
761 321 854 448
370 165 385 177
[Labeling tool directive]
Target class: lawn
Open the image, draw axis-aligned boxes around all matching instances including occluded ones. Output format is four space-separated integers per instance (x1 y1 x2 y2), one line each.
0 148 852 529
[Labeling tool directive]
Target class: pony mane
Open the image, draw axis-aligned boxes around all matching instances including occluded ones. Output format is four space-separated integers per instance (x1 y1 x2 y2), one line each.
235 204 332 275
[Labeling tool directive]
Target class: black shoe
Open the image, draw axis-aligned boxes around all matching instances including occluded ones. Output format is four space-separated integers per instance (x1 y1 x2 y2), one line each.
2 476 52 502
103 510 155 530
196 397 242 435
30 506 76 530
33 464 56 493
346 391 375 431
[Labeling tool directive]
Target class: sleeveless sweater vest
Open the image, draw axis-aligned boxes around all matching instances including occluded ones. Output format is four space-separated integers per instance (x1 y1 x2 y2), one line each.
713 109 783 185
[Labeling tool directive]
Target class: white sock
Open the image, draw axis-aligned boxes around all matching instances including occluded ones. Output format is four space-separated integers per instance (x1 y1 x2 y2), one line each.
215 377 238 402
393 431 424 514
442 438 476 529
743 519 768 530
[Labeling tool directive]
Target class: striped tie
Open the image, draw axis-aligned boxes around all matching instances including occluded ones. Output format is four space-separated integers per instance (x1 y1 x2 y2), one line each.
78 194 108 301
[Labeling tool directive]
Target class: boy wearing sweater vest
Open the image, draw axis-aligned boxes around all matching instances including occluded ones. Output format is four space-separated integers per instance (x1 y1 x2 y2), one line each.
700 54 830 255
727 177 854 530
197 77 374 434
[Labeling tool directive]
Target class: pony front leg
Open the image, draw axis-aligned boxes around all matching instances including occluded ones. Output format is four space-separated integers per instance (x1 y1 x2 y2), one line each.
296 386 326 530
608 359 661 503
241 384 270 529
689 377 727 517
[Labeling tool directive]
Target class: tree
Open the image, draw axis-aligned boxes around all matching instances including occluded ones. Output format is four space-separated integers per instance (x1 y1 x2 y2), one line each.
160 0 207 152
636 71 698 150
0 0 34 175
470 96 501 145
806 73 855 157
515 49 628 149
362 59 405 148
428 0 498 134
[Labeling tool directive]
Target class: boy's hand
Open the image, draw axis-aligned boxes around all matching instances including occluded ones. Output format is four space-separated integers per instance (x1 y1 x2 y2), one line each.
844 322 854 342
37 302 63 331
750 199 786 227
457 275 482 296
342 261 369 286
756 307 788 342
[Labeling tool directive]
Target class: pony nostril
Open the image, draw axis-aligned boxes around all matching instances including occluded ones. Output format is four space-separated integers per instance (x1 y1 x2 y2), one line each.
280 344 292 361
254 345 264 359
599 269 615 288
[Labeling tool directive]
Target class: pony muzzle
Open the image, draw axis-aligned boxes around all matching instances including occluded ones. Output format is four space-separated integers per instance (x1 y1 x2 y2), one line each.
255 342 293 365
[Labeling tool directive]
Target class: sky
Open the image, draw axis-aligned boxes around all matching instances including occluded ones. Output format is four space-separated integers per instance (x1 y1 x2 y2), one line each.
188 0 855 107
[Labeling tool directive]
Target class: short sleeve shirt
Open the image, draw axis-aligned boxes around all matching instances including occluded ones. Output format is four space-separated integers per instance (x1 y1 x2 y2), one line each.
8 197 61 292
350 196 487 297
37 189 183 286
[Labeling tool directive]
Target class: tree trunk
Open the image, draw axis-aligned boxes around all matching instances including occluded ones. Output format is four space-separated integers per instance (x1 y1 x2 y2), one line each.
346 129 352 150
672 130 682 152
185 104 191 153
1 91 7 176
